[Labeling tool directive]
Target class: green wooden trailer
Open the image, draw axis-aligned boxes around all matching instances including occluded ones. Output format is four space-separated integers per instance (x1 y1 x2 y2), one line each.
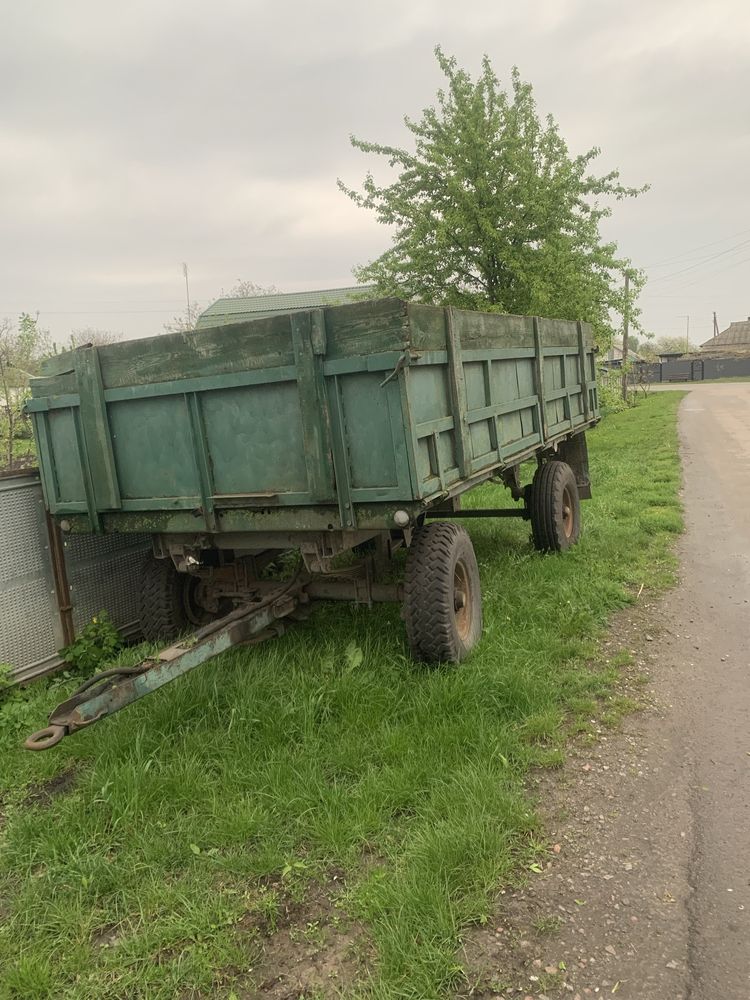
25 298 599 750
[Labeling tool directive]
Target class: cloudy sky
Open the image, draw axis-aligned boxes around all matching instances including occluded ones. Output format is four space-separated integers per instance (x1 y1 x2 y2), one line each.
2 0 749 347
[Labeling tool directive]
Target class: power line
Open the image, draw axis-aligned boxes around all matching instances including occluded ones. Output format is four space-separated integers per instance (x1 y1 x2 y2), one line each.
647 238 750 284
648 252 750 293
0 298 186 305
0 308 180 316
644 226 750 268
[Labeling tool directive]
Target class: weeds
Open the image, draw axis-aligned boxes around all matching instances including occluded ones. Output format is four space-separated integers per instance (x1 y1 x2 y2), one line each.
59 611 123 674
532 913 565 935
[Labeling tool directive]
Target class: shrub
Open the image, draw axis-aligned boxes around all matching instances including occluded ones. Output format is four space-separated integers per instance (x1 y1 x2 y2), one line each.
59 611 123 674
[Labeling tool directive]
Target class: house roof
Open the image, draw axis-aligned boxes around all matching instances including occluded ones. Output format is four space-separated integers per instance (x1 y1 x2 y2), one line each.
196 285 376 329
700 318 750 351
605 338 644 363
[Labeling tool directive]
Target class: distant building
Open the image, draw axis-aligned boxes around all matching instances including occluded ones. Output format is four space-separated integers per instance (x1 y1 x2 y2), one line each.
658 350 687 363
196 285 376 329
602 338 645 368
700 317 750 356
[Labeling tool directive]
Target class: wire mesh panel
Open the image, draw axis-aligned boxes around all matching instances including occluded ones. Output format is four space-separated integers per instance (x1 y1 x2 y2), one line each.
64 533 149 635
0 472 151 682
0 474 61 678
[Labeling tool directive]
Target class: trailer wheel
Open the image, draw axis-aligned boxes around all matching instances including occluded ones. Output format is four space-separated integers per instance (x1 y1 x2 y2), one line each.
139 557 205 641
403 522 482 663
528 460 581 552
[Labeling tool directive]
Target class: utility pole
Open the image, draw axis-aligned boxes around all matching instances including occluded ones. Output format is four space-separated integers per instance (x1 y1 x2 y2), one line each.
677 314 690 354
713 311 720 340
182 263 191 325
621 272 630 402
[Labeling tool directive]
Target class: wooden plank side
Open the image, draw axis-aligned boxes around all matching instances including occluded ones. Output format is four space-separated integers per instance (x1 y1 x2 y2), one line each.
30 371 78 399
457 310 536 350
30 412 58 513
38 351 77 378
30 300 601 532
532 317 549 442
409 304 539 353
537 317 580 348
445 308 470 478
75 347 121 511
97 313 296 389
326 376 355 528
324 298 409 359
407 303 450 352
72 406 100 530
290 311 335 502
186 393 218 532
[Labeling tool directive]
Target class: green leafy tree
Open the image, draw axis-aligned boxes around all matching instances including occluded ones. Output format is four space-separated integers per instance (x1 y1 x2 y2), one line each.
339 48 647 346
0 313 48 471
646 335 690 358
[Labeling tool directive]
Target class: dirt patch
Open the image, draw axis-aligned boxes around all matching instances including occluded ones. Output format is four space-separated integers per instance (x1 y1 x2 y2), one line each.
91 922 128 951
24 766 77 808
233 868 373 999
457 598 677 999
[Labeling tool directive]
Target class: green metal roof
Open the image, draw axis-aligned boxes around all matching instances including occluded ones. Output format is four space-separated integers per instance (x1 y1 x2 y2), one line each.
196 285 377 329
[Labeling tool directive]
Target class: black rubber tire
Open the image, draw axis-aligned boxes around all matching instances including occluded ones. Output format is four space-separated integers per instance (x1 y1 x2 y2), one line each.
529 460 581 552
403 521 483 663
139 557 191 641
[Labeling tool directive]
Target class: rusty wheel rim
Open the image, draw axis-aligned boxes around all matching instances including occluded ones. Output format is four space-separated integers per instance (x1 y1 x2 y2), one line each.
453 560 472 641
182 576 210 625
562 485 574 539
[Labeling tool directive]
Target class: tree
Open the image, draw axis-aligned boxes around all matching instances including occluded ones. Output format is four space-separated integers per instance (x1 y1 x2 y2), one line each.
163 279 280 333
163 301 204 334
50 328 124 353
642 335 690 359
338 48 647 346
0 313 48 471
223 279 279 298
68 328 122 348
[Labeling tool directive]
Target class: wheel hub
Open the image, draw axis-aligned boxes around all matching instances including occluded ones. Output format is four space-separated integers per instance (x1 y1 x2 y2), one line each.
561 487 574 539
453 560 472 640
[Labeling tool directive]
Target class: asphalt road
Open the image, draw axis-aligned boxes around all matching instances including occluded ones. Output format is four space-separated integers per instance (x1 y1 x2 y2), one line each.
463 383 750 999
662 383 750 997
575 382 750 998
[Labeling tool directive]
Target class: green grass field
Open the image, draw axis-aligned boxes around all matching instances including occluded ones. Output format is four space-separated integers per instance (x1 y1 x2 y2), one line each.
0 393 684 1000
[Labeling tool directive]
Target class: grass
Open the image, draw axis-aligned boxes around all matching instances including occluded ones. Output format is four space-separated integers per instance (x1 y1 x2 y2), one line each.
0 393 684 1000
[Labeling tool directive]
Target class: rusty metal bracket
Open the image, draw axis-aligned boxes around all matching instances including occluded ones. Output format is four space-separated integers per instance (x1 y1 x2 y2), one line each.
379 349 421 388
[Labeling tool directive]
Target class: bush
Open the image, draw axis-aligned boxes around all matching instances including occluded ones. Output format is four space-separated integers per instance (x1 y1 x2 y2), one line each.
59 611 123 674
598 371 632 414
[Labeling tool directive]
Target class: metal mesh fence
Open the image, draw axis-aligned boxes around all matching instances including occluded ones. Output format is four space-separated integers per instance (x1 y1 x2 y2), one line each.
0 472 150 682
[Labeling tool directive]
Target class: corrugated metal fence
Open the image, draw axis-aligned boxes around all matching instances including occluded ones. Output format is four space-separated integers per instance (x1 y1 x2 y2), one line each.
628 356 750 384
0 471 150 683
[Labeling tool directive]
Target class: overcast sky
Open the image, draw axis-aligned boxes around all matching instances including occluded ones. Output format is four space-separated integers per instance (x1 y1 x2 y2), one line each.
2 0 749 347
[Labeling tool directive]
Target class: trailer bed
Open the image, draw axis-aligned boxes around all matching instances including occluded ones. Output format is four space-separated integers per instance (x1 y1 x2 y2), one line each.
28 298 599 536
